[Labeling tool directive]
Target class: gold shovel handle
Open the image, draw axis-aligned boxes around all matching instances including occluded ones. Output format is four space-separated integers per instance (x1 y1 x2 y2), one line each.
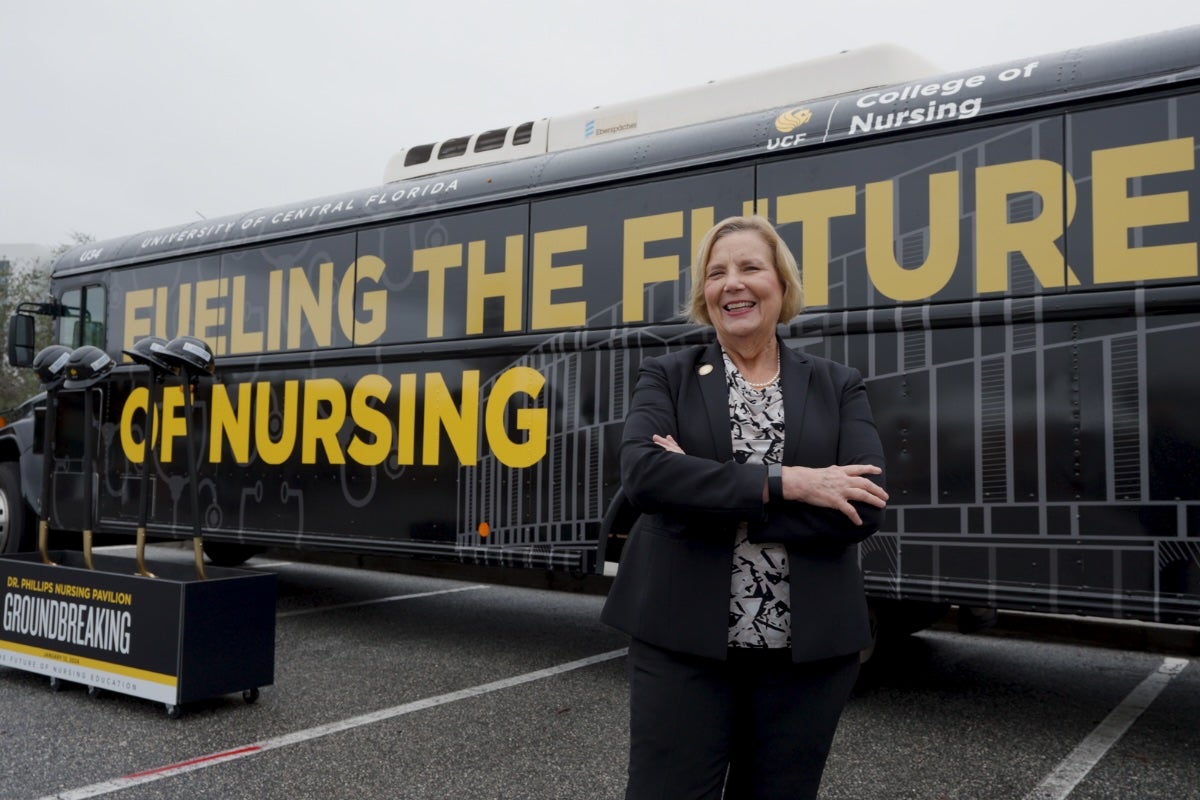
193 537 208 580
135 526 156 578
38 520 57 566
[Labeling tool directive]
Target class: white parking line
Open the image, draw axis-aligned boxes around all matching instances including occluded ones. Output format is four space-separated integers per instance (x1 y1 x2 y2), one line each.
277 584 489 617
34 647 629 800
93 544 487 618
1023 656 1189 800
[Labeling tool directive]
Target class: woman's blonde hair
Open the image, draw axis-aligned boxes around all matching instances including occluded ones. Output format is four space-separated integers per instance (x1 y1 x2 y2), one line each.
686 215 804 325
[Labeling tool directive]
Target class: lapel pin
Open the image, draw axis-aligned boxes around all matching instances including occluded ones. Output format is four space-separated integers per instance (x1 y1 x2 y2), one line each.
698 364 713 376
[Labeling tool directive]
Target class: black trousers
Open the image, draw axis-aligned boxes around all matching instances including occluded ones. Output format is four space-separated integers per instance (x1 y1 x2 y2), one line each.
624 639 859 800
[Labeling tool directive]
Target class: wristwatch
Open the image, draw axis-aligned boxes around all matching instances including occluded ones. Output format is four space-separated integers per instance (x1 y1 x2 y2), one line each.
767 464 783 501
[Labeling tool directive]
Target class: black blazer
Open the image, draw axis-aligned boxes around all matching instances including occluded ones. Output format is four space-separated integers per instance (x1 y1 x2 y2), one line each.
601 340 886 663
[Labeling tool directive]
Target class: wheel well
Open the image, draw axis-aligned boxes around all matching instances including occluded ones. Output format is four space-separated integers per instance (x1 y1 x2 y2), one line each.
0 437 21 463
0 431 36 523
0 457 32 554
0 434 28 505
868 597 951 640
203 540 266 567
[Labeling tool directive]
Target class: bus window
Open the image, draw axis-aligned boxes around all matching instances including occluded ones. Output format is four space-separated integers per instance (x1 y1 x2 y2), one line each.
438 136 470 160
474 127 509 153
57 284 107 348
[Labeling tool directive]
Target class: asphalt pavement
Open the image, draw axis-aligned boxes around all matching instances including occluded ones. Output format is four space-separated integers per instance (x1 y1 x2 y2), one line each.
1 545 1196 800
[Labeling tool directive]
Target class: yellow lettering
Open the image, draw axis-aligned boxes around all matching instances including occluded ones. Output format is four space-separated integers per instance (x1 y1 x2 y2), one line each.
397 373 417 465
413 244 462 338
256 381 298 465
340 255 388 344
1093 138 1197 283
485 366 547 468
531 226 587 330
301 378 346 464
154 286 169 339
347 375 393 466
194 277 226 355
123 289 154 355
159 386 188 463
690 208 716 266
229 275 264 354
118 387 149 463
775 187 857 307
175 284 192 338
466 236 524 335
210 383 252 463
623 212 683 323
267 270 283 351
287 262 335 349
975 159 1079 293
423 371 479 466
865 172 959 301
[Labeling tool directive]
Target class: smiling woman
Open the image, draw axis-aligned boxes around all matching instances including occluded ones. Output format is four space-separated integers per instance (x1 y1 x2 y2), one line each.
695 218 800 385
603 215 888 799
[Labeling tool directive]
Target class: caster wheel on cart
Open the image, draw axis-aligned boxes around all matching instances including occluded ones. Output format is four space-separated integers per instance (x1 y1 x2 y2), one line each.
165 704 182 719
243 688 259 704
49 677 65 692
87 685 103 699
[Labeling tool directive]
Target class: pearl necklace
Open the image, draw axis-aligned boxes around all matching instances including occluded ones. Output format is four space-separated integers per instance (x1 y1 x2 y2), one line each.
743 350 781 389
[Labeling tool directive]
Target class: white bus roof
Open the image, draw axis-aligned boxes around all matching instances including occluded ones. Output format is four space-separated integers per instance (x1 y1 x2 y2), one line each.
383 43 939 183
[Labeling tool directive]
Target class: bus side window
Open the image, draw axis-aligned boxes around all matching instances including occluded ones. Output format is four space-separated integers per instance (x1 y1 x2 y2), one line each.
56 284 107 348
82 284 106 347
57 288 82 347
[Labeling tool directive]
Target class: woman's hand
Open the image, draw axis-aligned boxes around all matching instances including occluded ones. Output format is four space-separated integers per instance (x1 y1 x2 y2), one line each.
781 464 887 525
652 434 685 454
652 435 886 526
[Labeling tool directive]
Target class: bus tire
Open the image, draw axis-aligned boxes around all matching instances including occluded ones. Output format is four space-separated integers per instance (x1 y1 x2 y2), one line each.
0 461 31 555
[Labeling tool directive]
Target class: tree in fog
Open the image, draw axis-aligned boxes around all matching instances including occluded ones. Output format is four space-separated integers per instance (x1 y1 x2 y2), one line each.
0 233 93 411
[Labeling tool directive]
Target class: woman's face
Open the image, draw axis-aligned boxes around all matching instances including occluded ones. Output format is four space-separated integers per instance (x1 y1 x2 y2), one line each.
703 230 783 348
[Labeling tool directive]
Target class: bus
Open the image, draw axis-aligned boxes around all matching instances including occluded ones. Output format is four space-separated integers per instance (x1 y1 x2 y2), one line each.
3 26 1199 643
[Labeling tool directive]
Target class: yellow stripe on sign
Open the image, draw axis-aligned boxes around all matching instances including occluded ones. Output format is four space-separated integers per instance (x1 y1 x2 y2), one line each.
0 639 178 687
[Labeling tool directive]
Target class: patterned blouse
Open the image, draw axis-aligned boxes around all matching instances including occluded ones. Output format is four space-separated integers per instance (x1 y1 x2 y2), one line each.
723 352 790 649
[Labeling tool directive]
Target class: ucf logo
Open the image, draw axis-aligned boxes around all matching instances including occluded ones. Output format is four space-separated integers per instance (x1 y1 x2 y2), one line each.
767 107 813 150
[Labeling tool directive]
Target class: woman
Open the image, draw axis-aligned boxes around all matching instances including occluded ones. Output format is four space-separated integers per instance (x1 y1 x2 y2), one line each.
601 215 888 799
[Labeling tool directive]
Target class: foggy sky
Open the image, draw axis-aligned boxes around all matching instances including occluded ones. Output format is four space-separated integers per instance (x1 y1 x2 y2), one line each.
2 0 1197 249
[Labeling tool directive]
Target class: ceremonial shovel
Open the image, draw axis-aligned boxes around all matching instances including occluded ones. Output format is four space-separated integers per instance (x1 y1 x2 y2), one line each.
62 345 115 570
158 336 216 580
29 345 72 565
121 336 176 577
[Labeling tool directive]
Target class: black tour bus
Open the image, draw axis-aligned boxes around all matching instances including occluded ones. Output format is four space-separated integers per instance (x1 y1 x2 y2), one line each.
3 26 1199 644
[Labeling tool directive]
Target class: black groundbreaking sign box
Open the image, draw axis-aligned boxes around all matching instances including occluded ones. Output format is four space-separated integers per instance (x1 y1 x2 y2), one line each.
0 551 275 707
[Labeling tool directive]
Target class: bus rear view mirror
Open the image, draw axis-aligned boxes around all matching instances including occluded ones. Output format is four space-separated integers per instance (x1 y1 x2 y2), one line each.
6 313 35 368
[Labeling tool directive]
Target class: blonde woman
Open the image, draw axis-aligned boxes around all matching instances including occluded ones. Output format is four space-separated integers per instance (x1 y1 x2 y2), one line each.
603 215 888 799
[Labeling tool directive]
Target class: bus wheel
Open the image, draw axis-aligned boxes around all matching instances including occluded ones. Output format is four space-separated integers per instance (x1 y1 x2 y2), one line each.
0 462 31 555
